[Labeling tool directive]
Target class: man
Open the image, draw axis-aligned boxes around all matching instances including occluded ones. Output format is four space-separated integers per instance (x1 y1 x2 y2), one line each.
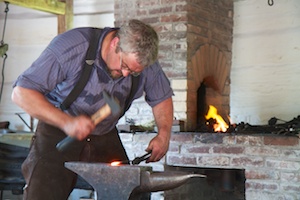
11 19 173 199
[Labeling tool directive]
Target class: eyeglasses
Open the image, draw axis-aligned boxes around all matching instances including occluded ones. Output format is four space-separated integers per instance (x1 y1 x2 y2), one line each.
119 52 141 77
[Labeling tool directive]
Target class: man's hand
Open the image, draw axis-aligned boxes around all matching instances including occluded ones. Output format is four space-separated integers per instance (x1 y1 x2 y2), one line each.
146 134 170 162
62 115 95 140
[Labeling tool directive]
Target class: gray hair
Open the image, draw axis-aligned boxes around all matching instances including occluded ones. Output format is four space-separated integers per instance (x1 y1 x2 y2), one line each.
116 19 159 67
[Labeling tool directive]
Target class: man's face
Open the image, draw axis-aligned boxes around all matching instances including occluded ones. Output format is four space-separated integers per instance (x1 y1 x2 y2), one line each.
106 50 143 79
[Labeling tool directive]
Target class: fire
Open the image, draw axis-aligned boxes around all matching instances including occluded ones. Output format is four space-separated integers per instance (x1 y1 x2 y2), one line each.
110 161 122 166
205 105 229 132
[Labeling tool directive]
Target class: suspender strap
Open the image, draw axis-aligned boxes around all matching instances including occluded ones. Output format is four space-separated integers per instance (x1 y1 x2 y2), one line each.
60 28 101 110
121 75 140 117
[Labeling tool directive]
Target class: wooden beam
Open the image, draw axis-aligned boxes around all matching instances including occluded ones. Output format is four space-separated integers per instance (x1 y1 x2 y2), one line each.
57 0 73 34
0 0 65 15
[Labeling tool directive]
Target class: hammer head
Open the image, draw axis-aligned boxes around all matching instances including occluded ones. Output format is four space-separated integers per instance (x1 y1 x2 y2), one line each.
103 91 121 115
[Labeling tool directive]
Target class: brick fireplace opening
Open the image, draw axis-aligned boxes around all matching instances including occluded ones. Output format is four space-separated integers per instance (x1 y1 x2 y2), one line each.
188 43 231 131
196 75 230 132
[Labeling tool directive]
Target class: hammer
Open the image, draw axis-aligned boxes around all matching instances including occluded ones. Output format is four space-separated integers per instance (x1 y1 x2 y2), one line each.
56 91 120 152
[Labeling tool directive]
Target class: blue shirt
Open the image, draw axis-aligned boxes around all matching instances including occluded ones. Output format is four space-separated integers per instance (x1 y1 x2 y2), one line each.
13 27 173 135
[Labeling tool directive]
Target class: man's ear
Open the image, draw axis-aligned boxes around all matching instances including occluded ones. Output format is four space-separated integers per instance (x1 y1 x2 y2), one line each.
110 37 120 49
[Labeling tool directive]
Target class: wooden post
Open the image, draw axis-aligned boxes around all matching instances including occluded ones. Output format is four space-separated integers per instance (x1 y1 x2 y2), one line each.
57 0 73 34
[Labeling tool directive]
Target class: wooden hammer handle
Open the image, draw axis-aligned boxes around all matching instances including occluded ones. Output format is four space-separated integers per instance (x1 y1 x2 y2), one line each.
91 103 111 125
56 104 112 152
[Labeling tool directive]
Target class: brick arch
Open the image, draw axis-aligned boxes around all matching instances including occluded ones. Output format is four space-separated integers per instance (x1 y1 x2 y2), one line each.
190 44 229 93
186 44 230 131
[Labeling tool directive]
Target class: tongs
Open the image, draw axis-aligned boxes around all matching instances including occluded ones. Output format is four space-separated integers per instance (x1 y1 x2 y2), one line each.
130 151 152 165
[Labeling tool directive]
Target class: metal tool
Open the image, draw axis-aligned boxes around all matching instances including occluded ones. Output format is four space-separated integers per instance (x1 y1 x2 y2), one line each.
131 151 152 165
56 91 120 152
116 151 152 165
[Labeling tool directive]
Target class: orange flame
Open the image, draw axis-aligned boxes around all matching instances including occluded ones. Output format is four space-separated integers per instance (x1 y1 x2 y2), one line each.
110 161 122 166
205 105 229 132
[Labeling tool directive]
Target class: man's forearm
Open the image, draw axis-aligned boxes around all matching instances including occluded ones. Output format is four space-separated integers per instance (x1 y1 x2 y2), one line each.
153 97 173 139
145 97 173 162
11 86 73 131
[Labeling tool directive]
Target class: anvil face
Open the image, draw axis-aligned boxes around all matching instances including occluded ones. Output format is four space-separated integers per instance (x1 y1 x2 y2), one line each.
65 162 143 200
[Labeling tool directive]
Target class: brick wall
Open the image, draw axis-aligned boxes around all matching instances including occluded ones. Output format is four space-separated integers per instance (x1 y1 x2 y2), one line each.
168 133 300 199
114 0 233 131
120 132 300 199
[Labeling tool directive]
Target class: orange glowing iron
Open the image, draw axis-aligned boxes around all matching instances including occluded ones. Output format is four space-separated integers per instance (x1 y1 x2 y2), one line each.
110 151 152 166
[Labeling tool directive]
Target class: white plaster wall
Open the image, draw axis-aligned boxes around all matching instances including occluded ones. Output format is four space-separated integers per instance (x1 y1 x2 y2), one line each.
0 0 114 131
0 4 57 131
230 0 300 125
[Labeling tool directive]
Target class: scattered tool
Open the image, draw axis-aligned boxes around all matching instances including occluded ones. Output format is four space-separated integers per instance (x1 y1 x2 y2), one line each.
56 91 120 152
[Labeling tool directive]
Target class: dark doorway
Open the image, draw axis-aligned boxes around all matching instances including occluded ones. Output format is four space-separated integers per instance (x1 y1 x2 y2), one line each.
164 166 245 200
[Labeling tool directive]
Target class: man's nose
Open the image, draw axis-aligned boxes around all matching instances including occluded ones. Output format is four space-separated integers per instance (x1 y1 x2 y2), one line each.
121 69 130 77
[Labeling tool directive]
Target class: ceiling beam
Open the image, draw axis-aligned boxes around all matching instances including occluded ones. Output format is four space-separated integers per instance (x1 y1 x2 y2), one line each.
0 0 66 15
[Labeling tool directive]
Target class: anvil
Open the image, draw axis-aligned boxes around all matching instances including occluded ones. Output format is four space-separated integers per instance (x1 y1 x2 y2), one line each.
65 162 206 200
